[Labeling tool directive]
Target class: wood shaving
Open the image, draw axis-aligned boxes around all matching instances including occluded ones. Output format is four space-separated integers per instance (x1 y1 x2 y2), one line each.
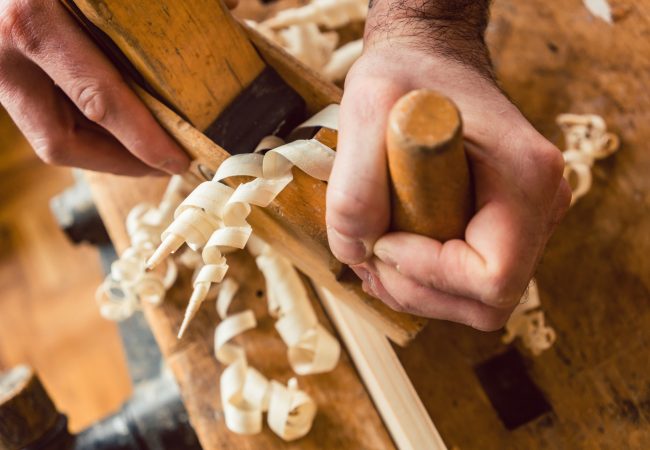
321 39 363 82
505 114 619 354
583 0 614 23
95 176 188 321
147 106 340 337
251 236 340 375
503 280 557 356
262 0 367 30
248 0 366 82
558 113 620 205
214 238 339 439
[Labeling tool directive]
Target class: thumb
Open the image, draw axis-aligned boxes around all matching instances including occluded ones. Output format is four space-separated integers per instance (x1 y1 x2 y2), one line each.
326 77 403 265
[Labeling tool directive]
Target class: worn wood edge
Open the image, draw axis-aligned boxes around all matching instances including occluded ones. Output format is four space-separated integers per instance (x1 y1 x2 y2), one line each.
315 285 447 450
73 0 266 129
135 86 423 344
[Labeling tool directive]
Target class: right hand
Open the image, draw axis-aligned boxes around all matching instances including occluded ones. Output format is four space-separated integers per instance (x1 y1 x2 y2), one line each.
0 0 190 175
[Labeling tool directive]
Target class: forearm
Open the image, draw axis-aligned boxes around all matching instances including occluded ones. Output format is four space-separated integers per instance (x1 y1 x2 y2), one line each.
364 0 493 77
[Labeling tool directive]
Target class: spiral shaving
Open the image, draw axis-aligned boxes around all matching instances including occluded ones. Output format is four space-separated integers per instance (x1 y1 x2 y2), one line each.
248 0 366 82
215 246 339 440
147 106 339 337
95 176 186 321
557 113 620 205
503 114 619 354
503 280 557 356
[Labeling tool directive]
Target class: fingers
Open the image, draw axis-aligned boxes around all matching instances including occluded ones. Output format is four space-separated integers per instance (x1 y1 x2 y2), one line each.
372 129 567 312
5 1 189 174
373 179 550 309
326 76 404 265
365 259 512 331
0 52 158 175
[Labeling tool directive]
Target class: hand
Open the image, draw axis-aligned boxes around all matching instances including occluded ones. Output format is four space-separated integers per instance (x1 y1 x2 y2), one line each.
326 40 571 331
0 0 190 175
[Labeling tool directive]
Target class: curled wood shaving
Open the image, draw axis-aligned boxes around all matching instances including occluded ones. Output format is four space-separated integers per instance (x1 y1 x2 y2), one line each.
558 113 620 205
505 114 618 354
214 240 339 439
262 0 367 30
248 0 366 82
251 236 341 375
95 176 187 321
322 39 363 82
147 106 340 337
584 0 614 23
503 280 557 356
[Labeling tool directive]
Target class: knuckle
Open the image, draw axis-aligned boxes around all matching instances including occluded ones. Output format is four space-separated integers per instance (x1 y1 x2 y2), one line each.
467 310 508 332
0 1 46 54
327 187 366 222
481 265 516 307
326 184 385 235
535 143 566 187
73 80 117 124
35 136 69 166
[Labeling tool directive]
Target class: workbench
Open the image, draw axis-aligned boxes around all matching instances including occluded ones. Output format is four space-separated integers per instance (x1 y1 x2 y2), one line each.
87 0 650 448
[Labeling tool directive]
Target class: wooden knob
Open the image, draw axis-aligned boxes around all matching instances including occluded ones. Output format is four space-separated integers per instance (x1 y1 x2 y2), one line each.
386 89 474 241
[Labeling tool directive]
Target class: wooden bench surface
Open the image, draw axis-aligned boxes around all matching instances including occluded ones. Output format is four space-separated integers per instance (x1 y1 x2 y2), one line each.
87 0 650 448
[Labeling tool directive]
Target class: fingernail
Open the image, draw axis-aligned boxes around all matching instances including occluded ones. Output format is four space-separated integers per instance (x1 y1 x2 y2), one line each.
374 244 396 268
161 158 189 174
361 279 379 298
351 266 370 284
327 226 371 264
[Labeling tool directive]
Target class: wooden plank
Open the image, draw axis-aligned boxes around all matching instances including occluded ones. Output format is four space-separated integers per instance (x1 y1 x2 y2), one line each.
85 172 395 450
316 285 446 450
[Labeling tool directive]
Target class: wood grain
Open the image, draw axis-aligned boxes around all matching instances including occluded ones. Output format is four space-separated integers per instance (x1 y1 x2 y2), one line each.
73 0 265 130
316 286 446 450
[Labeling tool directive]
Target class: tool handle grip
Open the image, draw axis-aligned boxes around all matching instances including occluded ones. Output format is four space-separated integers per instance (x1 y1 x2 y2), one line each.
386 89 474 241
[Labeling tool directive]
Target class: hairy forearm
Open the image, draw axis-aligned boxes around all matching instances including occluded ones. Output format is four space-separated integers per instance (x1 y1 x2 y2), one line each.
364 0 493 77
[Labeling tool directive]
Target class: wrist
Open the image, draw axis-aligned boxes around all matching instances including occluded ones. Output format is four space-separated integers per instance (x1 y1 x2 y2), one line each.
363 0 493 78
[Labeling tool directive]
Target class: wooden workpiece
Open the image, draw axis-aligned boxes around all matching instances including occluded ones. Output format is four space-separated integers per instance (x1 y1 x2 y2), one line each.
68 0 426 345
84 0 649 448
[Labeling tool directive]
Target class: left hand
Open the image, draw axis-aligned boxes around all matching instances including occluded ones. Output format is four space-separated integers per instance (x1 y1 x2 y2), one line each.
326 40 571 331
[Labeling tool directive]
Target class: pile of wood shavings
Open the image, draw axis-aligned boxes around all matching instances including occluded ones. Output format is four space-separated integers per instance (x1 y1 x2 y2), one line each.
95 176 189 320
146 106 340 337
247 0 366 82
214 236 340 439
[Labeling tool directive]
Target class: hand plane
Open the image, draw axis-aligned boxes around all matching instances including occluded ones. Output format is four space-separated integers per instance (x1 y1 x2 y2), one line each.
62 0 473 345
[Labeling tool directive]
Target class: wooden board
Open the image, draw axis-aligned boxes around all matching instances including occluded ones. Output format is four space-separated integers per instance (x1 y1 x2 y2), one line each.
86 172 395 450
395 1 650 448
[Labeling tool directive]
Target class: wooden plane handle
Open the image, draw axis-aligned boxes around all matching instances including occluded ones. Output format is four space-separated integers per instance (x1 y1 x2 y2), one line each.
387 89 474 241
